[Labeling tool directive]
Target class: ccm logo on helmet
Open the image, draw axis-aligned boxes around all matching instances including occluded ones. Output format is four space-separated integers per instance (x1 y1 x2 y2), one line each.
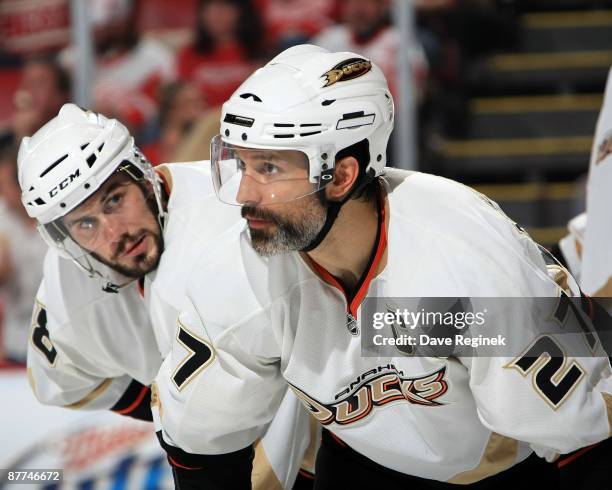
49 169 81 197
322 58 372 87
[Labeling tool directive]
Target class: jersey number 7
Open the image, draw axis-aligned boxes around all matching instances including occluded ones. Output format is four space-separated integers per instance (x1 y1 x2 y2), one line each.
172 321 216 391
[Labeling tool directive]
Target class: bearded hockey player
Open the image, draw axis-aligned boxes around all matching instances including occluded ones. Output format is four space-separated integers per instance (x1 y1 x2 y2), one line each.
18 104 313 489
153 45 612 489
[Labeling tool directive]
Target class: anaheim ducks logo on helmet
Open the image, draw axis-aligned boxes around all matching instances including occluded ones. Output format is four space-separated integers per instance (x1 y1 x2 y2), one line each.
596 131 612 164
321 57 372 87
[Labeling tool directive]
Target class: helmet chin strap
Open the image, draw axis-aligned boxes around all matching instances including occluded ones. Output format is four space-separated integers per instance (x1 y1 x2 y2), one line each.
300 173 375 253
68 253 136 294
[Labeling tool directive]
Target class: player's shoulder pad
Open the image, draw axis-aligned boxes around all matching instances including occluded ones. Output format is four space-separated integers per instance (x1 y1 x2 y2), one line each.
156 161 213 202
384 169 489 224
384 169 553 294
183 219 307 333
183 222 276 336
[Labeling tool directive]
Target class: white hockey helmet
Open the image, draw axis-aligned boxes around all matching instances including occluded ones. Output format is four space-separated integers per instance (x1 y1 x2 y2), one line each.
211 44 394 206
18 103 164 285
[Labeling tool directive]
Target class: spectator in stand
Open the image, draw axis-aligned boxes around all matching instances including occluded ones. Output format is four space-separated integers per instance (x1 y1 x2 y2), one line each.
59 0 175 141
12 57 70 139
0 137 46 363
312 0 428 102
142 81 207 165
0 0 70 65
257 0 335 51
177 0 265 109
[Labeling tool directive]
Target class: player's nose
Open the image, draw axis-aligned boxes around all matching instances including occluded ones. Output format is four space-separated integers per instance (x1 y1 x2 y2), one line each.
236 174 263 206
99 214 127 244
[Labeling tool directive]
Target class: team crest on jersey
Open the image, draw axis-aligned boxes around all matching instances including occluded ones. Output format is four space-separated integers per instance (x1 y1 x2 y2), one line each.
289 365 448 426
346 313 359 336
321 58 372 87
596 131 612 164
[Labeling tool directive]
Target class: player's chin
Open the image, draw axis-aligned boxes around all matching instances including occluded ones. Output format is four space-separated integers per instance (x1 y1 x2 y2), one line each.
122 248 161 276
250 233 290 257
249 225 275 241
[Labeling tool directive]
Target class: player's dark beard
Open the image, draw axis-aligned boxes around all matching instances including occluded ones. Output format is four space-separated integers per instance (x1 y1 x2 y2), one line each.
91 228 163 278
242 192 327 256
90 191 164 278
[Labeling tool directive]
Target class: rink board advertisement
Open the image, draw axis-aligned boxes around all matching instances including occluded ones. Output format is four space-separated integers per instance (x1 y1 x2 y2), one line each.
0 370 172 490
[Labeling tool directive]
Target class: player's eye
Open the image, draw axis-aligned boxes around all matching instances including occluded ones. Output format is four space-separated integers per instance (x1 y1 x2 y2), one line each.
74 218 97 234
262 162 280 175
104 191 125 212
237 159 246 172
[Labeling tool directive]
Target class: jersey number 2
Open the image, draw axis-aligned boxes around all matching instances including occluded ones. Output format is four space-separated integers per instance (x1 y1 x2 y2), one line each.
508 336 584 409
507 291 593 409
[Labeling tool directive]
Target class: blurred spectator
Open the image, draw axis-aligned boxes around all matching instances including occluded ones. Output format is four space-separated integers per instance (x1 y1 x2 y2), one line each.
142 81 206 164
12 57 70 138
312 0 428 101
0 138 46 363
172 109 221 161
59 0 175 140
177 0 264 109
0 0 70 64
258 0 335 52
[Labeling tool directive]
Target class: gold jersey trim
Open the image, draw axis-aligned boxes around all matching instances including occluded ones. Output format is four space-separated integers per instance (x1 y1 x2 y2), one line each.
447 432 518 484
64 378 113 409
300 415 319 473
603 392 612 437
251 439 283 490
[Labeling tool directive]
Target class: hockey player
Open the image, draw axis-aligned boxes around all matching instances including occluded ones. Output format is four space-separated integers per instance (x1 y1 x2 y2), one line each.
18 104 313 489
154 45 612 488
552 66 612 489
581 66 612 300
558 66 612 301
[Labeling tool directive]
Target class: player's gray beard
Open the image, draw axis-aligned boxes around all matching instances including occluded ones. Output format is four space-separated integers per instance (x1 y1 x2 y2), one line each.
244 194 327 257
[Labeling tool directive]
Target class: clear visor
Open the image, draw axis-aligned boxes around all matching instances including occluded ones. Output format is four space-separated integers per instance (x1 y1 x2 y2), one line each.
211 134 330 206
40 168 153 260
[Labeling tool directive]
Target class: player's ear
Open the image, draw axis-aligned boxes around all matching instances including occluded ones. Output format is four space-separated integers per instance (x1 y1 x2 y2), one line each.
326 156 359 202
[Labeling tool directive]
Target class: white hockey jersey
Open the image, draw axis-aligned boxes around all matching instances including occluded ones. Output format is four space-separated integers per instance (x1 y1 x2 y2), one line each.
27 162 312 488
582 66 612 297
156 169 612 484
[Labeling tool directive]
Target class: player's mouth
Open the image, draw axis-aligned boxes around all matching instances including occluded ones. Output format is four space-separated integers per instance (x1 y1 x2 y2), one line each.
242 206 279 230
123 234 148 257
245 216 273 229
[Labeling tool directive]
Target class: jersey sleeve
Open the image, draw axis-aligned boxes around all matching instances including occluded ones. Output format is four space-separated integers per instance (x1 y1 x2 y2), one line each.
27 252 161 417
465 289 612 455
27 288 139 411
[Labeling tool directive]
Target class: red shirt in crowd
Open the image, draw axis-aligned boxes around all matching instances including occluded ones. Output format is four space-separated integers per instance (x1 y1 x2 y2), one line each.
177 42 256 108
